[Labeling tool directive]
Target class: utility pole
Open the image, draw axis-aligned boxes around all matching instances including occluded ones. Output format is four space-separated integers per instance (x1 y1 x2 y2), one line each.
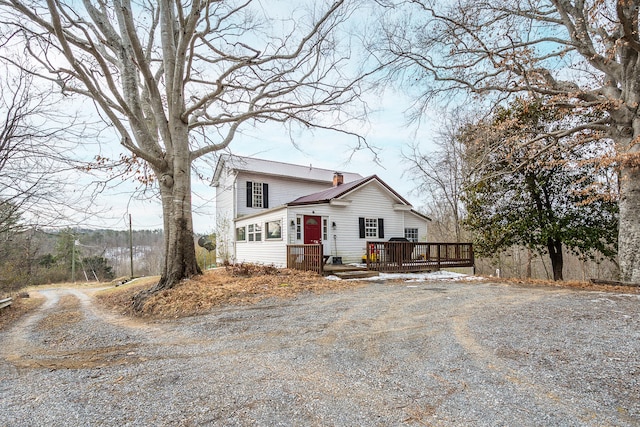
71 235 76 283
129 214 134 278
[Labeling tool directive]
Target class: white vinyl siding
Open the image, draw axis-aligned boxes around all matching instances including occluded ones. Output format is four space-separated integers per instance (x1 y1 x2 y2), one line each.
236 172 334 217
213 156 365 263
232 177 430 266
287 180 408 263
214 169 238 263
235 208 289 266
332 181 406 263
404 211 429 242
283 207 333 256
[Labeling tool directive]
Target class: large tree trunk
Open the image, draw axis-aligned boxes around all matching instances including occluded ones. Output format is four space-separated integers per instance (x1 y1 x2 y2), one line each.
132 129 201 311
618 165 640 283
547 238 563 281
158 159 201 288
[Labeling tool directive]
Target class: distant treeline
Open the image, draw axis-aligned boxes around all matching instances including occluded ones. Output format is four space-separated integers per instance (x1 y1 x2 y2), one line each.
0 228 165 293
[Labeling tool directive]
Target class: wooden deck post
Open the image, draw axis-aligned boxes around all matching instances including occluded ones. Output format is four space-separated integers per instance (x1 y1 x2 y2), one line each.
287 244 323 274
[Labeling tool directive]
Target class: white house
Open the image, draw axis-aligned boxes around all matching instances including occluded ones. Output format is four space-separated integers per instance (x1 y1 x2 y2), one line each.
212 155 430 266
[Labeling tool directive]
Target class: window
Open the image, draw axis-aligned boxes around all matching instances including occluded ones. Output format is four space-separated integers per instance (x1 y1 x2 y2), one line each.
246 181 269 208
253 183 263 207
404 228 419 242
359 217 384 239
266 220 282 239
236 226 246 241
365 218 378 237
323 218 328 241
248 223 262 242
296 217 302 240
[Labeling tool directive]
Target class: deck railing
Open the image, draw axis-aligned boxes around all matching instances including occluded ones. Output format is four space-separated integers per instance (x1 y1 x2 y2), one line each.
287 244 324 274
366 242 474 273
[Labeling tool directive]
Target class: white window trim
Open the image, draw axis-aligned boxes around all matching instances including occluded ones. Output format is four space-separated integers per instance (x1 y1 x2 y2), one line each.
236 226 247 242
322 218 328 241
365 218 378 238
248 223 262 242
266 220 282 240
252 182 263 208
404 228 419 242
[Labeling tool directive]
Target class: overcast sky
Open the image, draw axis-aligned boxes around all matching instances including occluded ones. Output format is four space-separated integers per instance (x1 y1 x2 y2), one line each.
10 2 439 235
81 89 438 234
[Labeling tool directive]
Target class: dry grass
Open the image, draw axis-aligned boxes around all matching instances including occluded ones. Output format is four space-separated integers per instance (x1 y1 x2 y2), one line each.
96 266 364 319
6 268 635 326
94 276 161 315
0 295 45 330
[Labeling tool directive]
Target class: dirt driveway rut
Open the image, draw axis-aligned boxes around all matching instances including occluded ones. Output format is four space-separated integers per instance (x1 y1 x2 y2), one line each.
1 281 639 426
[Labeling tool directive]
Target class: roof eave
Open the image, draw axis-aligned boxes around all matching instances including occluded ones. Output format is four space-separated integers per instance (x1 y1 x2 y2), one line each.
337 175 413 206
286 200 331 207
211 157 226 187
233 205 288 222
409 209 432 222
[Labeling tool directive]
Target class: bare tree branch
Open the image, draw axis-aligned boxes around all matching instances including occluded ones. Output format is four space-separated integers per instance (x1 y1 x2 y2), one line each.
0 0 377 293
374 0 640 282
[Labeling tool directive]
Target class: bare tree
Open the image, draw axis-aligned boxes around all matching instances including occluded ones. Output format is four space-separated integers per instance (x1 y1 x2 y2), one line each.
377 0 640 282
0 64 86 232
403 111 470 242
0 1 376 299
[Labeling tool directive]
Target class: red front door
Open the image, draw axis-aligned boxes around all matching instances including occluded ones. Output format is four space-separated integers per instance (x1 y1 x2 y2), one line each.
303 215 322 244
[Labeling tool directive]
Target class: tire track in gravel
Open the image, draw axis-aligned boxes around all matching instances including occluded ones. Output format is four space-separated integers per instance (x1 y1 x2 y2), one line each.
1 288 166 370
2 281 638 426
244 288 420 420
450 287 604 424
244 283 503 423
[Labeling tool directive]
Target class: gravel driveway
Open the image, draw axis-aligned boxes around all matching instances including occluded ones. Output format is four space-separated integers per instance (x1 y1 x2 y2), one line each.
1 280 639 426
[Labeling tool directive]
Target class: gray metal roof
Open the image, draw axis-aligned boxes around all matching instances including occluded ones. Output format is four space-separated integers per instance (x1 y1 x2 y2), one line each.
212 154 363 186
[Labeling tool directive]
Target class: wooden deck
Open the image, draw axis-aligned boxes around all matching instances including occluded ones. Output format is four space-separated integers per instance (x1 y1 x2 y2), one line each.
366 242 474 273
287 242 474 275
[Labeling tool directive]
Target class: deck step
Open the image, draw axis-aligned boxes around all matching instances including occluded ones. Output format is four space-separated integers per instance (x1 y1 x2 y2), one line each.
333 271 380 279
323 264 367 273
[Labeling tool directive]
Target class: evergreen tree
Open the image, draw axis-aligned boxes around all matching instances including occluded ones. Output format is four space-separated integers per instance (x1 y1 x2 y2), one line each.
462 99 618 281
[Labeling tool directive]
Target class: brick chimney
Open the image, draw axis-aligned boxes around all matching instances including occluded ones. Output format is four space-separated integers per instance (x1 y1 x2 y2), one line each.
333 172 344 187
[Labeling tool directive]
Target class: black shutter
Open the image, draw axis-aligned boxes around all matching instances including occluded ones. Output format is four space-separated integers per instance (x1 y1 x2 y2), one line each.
378 218 384 239
359 217 365 238
263 183 269 208
246 181 252 208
